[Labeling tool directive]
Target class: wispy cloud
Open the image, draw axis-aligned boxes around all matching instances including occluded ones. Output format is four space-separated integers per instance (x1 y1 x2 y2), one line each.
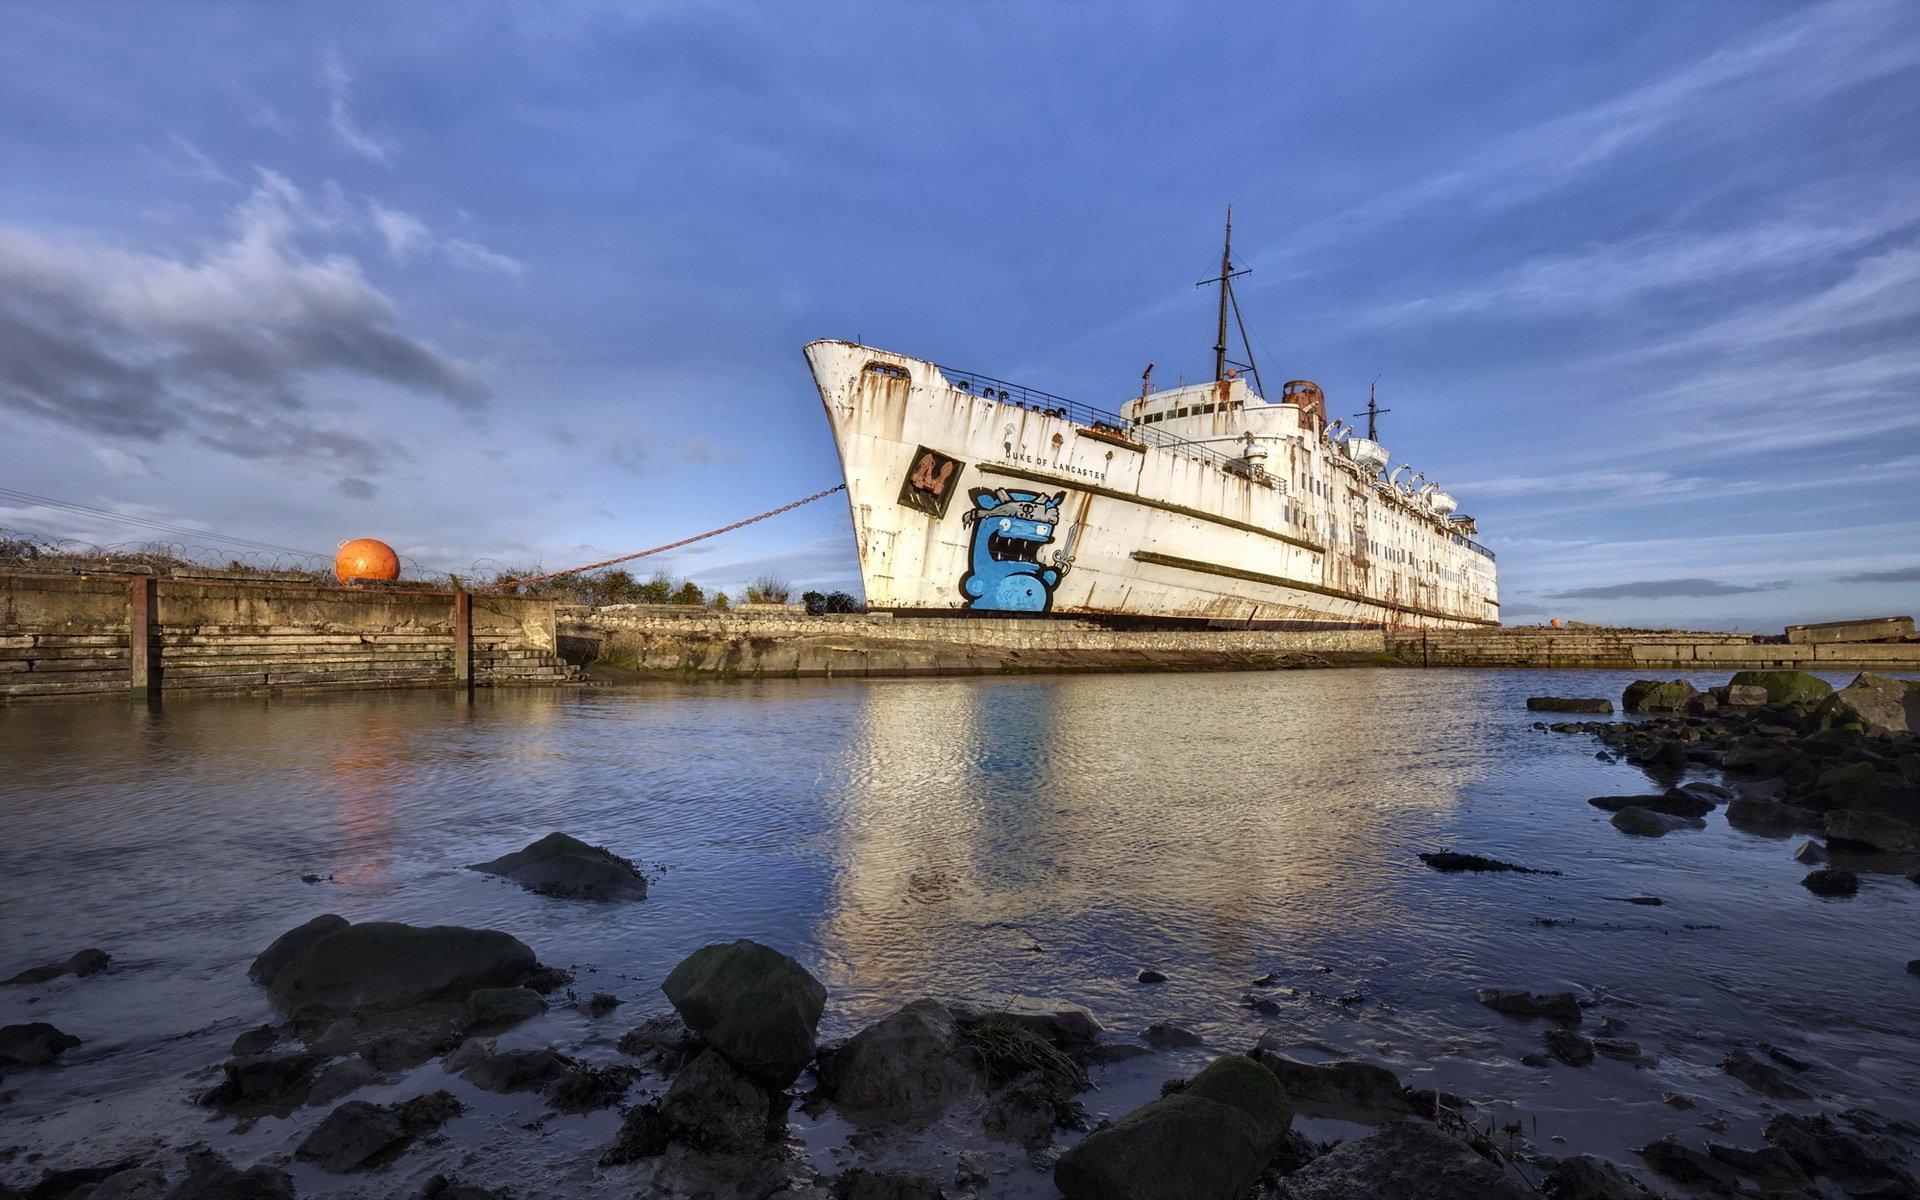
151 134 235 185
321 46 393 164
1835 564 1920 584
1547 578 1792 600
444 237 523 276
368 201 429 260
1381 201 1919 320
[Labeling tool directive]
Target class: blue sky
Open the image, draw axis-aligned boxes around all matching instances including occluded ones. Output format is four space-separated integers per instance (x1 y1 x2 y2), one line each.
1 0 1915 630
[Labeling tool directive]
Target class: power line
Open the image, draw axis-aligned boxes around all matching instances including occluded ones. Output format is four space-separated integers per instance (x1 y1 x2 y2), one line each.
0 487 325 558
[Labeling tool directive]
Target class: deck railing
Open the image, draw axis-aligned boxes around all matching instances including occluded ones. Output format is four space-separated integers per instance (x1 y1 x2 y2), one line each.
937 365 1241 471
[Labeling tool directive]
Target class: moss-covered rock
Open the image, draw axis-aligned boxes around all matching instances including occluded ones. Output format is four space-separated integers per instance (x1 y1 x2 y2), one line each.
1053 1055 1291 1200
1729 670 1832 706
1622 679 1699 713
1813 761 1881 805
661 939 825 1088
264 921 537 1019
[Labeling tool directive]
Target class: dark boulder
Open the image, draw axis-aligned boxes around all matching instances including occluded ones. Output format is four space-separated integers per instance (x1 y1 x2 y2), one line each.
816 999 979 1124
1815 673 1920 737
833 1168 947 1200
599 1103 671 1164
1622 679 1698 714
461 1048 575 1094
200 1051 320 1110
1476 988 1581 1024
658 1047 783 1154
1726 798 1823 830
1722 1050 1811 1099
1248 1035 1409 1120
467 832 648 901
0 1021 80 1066
159 1146 294 1200
307 1055 378 1106
1418 851 1557 875
1588 790 1714 818
1766 1112 1920 1189
662 940 825 1088
1527 697 1613 713
18 1158 143 1200
264 920 536 1018
549 1063 635 1113
616 1012 699 1072
1541 1154 1657 1198
455 986 547 1033
1544 1028 1595 1067
1609 807 1705 836
1793 840 1828 864
1279 1119 1533 1200
249 914 349 986
1142 1022 1203 1049
1705 1143 1811 1191
296 1099 409 1172
2 948 110 987
1825 809 1920 854
1054 1055 1290 1200
413 1176 513 1200
1802 869 1860 897
1639 1138 1744 1192
84 1167 166 1200
946 995 1102 1047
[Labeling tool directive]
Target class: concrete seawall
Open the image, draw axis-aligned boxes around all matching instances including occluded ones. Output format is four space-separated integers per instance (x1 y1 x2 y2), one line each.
1385 626 1920 670
567 606 1386 678
1 571 572 702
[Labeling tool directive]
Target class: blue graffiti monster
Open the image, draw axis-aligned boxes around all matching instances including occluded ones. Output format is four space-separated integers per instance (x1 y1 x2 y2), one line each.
959 488 1071 612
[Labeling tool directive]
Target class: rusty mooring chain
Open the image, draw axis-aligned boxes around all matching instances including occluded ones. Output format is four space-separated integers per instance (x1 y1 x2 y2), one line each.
476 484 848 593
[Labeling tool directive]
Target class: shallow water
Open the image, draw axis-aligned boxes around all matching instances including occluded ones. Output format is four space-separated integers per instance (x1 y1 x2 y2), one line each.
2 668 1917 1196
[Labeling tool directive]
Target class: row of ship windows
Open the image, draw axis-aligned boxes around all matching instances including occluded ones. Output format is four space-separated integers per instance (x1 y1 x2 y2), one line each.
1138 401 1243 424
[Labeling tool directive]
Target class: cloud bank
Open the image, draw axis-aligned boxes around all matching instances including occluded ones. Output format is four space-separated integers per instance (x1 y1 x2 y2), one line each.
0 171 488 473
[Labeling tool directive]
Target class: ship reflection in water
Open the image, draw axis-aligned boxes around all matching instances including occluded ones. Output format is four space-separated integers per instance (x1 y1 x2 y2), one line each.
813 672 1499 1011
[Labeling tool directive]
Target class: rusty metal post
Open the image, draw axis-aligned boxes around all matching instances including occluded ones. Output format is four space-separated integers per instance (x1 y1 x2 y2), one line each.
129 576 158 700
453 590 473 691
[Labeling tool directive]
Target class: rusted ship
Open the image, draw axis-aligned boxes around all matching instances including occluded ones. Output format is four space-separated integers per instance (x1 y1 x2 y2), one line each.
803 222 1499 629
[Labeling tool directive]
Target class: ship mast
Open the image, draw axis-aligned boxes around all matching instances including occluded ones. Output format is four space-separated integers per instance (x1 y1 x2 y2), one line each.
1197 207 1253 385
1361 378 1391 441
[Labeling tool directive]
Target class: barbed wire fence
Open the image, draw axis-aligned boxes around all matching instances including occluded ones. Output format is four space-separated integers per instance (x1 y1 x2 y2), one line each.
0 526 787 609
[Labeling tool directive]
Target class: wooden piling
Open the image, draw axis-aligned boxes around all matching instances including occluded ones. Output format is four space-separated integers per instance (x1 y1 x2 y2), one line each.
129 576 158 699
453 590 473 689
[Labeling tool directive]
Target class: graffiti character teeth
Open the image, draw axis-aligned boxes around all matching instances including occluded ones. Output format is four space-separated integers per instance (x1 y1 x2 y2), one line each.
960 488 1067 612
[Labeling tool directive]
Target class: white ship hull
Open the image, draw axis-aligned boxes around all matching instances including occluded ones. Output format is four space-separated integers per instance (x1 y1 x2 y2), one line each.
804 340 1498 629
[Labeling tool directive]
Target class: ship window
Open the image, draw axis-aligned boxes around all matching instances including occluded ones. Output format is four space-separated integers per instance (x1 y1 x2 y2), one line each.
865 361 910 379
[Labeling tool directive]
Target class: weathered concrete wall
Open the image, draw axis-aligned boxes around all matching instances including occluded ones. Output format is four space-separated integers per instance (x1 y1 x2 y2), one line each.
569 606 1386 678
1 571 570 702
1386 626 1920 670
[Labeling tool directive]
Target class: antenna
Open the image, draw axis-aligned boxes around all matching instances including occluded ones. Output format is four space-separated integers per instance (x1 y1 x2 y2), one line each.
1352 377 1391 441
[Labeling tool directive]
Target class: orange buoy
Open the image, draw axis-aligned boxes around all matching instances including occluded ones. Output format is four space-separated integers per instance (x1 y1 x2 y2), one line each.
1549 618 1563 629
335 538 400 584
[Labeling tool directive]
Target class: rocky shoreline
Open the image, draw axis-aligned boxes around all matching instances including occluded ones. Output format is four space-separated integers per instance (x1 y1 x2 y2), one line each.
4 671 1919 1200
